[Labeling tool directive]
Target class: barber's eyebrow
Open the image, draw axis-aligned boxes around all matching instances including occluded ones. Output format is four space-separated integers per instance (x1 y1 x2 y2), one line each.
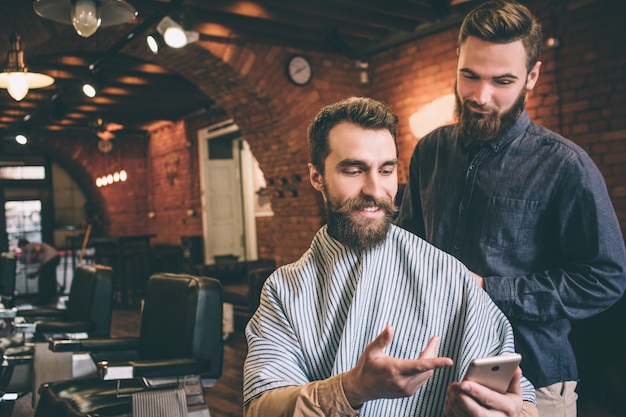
459 68 519 80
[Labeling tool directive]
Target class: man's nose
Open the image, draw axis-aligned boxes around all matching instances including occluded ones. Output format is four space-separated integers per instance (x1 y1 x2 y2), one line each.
473 81 492 105
361 173 386 200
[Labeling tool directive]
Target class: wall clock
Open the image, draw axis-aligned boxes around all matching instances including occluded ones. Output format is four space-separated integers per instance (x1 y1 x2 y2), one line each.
286 55 312 86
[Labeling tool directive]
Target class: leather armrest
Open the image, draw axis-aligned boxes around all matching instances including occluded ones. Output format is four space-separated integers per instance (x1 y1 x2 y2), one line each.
2 354 33 366
49 337 140 353
2 345 34 365
4 344 34 356
34 320 93 334
35 320 93 333
98 358 213 380
13 320 91 334
15 308 65 319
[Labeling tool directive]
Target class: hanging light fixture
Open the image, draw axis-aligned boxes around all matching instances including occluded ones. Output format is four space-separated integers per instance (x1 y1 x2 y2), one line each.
33 0 137 38
0 33 55 101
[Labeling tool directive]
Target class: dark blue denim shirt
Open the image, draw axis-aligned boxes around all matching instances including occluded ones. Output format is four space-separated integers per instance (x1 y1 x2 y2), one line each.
396 110 626 388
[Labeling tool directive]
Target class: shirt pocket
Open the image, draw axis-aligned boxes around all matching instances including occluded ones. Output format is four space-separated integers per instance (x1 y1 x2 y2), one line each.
480 196 538 250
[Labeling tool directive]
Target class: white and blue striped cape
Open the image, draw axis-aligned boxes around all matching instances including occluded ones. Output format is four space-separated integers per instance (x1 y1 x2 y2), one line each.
244 224 535 415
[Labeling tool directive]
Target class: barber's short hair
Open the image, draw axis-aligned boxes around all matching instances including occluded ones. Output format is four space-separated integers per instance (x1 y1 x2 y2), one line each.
308 97 398 174
17 238 29 247
458 0 542 71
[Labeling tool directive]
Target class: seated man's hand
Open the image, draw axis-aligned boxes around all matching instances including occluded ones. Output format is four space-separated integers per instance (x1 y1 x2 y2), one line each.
444 367 524 417
342 325 453 408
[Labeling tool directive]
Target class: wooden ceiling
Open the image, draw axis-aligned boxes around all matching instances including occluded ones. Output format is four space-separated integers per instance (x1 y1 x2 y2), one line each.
0 0 477 144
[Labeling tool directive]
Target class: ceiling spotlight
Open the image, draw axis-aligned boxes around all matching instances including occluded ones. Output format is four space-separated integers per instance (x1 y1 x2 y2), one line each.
15 133 28 145
155 15 198 49
146 30 166 54
0 33 55 101
33 0 137 38
82 70 106 97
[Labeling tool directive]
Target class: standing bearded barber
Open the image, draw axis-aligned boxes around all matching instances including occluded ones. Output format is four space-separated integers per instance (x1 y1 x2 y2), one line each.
396 1 626 416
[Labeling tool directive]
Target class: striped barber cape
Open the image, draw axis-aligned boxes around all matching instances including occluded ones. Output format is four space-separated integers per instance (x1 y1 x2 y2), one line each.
244 224 535 416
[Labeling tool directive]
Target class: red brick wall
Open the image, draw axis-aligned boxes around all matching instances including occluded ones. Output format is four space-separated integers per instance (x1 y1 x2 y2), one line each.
255 216 275 260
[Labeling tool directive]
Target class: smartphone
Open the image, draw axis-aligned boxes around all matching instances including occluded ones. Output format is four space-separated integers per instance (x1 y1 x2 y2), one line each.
462 353 522 393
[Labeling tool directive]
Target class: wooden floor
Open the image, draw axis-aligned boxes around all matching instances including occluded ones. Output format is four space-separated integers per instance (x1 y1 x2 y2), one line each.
110 308 247 417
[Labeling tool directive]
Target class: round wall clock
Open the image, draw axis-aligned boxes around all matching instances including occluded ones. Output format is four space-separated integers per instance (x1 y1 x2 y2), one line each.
286 55 312 86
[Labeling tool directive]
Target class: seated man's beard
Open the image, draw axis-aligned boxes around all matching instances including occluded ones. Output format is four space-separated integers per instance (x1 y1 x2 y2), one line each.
325 196 397 251
455 89 526 147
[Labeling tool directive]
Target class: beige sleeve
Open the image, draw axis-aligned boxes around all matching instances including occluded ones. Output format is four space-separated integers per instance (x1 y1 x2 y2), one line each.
521 400 539 417
244 374 360 417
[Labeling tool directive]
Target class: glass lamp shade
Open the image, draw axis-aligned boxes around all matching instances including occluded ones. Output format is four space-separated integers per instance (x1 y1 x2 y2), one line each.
72 0 101 38
0 71 55 101
3 72 27 101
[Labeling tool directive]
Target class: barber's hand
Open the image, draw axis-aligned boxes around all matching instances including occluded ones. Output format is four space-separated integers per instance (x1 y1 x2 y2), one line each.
444 367 523 417
342 325 453 408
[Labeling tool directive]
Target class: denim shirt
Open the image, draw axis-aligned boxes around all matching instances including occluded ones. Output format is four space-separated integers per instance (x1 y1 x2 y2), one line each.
396 110 626 388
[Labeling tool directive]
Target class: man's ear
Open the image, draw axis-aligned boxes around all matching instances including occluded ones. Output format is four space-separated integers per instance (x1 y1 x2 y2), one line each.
526 61 541 90
308 163 324 192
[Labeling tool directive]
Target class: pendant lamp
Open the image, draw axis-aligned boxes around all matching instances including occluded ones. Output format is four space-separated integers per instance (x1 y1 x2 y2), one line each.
0 33 55 101
33 0 137 38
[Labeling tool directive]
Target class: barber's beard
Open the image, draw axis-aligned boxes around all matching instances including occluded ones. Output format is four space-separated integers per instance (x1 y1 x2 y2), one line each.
455 87 527 147
324 193 397 251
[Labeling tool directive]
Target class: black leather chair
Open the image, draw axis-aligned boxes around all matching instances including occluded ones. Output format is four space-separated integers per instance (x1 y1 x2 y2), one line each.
0 253 17 310
0 264 114 414
34 272 223 417
0 263 114 348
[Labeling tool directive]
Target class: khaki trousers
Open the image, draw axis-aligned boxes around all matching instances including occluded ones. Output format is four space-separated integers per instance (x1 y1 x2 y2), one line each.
536 381 578 417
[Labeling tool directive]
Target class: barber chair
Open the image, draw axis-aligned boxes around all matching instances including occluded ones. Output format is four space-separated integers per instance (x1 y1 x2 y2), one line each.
34 272 223 417
0 264 114 414
0 254 18 340
0 253 17 309
0 263 114 350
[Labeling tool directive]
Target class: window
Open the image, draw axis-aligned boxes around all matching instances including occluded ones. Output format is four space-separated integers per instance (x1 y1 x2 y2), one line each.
0 166 46 180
